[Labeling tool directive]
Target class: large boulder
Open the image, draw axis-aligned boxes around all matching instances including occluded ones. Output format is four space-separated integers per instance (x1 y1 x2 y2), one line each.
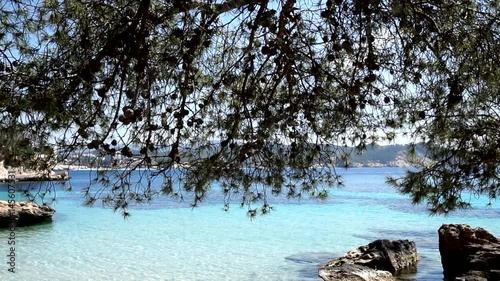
319 239 419 281
439 224 500 281
0 200 56 228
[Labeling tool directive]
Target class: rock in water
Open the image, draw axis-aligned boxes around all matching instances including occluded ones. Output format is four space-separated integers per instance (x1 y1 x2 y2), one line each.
0 200 56 228
319 239 419 281
319 263 394 281
439 224 500 281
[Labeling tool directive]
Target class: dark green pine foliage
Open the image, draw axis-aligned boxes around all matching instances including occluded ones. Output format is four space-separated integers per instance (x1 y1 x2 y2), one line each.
0 0 498 216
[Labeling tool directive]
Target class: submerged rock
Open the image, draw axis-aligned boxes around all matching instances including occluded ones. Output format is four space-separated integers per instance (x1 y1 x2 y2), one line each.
319 239 419 281
439 224 500 281
285 252 338 264
0 200 56 228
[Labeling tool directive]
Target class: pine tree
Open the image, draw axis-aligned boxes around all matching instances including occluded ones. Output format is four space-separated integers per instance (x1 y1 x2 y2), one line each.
1 0 498 216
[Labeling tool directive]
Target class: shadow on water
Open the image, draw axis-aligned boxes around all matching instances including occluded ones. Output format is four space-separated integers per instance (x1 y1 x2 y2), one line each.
394 255 444 281
396 272 444 281
0 220 54 237
284 252 338 279
285 252 338 265
21 220 54 229
403 275 444 280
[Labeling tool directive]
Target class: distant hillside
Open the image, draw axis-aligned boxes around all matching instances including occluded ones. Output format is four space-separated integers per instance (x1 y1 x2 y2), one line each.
339 144 427 167
57 143 427 168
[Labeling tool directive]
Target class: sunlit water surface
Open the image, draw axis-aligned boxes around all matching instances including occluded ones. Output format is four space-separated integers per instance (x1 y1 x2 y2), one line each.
1 168 499 281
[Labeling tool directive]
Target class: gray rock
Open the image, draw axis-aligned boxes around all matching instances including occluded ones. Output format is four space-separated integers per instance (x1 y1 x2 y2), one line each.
439 224 500 281
319 263 394 281
0 200 56 228
319 239 419 281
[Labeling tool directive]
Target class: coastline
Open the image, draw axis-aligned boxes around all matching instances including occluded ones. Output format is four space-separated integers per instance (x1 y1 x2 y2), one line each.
52 163 413 173
0 161 70 182
1 162 412 182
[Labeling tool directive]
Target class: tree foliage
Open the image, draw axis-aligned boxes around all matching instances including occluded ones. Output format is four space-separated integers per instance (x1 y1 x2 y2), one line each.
1 0 499 216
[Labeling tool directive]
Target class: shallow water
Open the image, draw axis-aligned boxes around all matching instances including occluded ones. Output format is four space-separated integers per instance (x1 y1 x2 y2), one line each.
1 168 498 280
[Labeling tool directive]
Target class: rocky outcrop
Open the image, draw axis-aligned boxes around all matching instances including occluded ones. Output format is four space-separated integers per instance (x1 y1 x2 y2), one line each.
319 239 419 281
0 200 56 228
319 263 394 281
439 224 500 281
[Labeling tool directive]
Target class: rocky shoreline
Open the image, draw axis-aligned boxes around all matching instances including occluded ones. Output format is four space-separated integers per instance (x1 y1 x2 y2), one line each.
0 200 56 228
439 224 500 280
319 224 500 281
319 239 419 281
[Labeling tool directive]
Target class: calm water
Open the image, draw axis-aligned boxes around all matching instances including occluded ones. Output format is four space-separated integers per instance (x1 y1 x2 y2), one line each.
1 168 499 281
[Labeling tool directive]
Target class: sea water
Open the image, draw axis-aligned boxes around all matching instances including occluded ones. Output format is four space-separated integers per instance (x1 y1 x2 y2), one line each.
0 167 499 281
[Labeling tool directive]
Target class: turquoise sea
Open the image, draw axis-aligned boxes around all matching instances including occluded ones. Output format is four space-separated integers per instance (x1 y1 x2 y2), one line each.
1 167 499 281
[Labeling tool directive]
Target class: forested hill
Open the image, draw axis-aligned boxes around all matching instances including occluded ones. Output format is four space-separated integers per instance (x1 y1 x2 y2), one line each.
129 143 427 167
339 144 427 167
